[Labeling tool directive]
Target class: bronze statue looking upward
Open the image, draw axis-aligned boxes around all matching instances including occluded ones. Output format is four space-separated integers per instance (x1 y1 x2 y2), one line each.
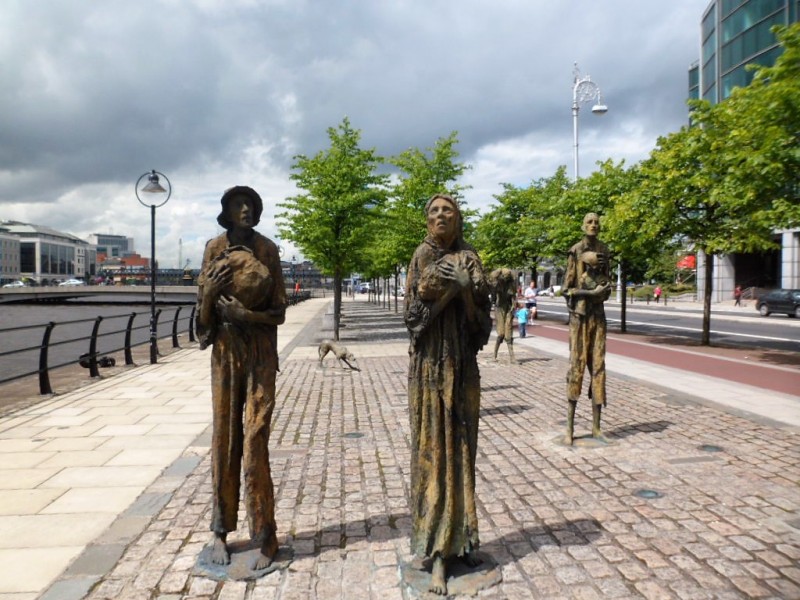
404 194 492 595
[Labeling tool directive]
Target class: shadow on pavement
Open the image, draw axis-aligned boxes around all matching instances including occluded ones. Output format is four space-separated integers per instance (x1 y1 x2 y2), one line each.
607 419 673 439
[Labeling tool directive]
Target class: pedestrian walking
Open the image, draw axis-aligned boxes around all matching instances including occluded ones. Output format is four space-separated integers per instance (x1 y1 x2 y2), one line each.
734 284 742 306
524 281 538 318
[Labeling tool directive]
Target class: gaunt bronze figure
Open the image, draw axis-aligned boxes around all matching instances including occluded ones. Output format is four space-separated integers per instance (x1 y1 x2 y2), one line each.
564 212 612 445
196 186 287 570
489 268 517 363
404 194 492 595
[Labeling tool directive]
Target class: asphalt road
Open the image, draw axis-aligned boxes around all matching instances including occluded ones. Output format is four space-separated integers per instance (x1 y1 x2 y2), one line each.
535 298 800 354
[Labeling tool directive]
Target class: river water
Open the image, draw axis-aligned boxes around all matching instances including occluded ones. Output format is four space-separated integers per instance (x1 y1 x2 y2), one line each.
0 295 196 383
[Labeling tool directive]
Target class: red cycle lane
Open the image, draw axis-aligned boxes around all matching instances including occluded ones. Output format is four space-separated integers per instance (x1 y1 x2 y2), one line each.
532 323 800 397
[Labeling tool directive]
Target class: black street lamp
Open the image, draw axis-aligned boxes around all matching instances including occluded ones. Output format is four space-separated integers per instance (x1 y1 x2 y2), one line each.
135 169 172 364
291 255 297 299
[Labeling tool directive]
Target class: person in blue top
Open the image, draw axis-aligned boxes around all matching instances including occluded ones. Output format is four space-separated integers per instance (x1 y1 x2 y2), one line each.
515 301 530 338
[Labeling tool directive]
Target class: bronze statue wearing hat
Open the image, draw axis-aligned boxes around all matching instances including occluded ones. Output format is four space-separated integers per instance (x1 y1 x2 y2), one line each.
196 186 287 570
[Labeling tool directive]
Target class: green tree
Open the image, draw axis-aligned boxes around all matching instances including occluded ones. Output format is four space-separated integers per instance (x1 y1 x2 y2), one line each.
632 24 800 345
277 118 389 339
474 167 572 280
704 23 800 232
381 132 471 310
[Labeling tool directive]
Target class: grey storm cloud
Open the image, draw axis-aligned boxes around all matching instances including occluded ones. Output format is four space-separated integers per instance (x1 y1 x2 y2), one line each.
0 0 702 267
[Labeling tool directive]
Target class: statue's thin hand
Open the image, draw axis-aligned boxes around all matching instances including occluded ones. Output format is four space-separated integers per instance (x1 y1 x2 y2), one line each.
206 264 232 298
217 295 248 322
453 264 470 289
593 281 612 297
439 262 470 289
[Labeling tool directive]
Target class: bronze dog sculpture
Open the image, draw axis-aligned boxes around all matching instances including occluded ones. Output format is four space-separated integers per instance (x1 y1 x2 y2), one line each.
318 339 360 371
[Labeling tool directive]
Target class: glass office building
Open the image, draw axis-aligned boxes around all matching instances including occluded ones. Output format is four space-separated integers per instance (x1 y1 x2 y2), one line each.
689 1 800 299
0 221 96 284
691 0 798 105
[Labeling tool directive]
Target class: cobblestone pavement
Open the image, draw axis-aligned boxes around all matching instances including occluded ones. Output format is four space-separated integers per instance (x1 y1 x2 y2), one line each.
61 301 800 599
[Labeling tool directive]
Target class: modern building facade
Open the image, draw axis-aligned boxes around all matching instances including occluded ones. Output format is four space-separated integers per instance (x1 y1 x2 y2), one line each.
690 0 799 300
86 233 136 259
690 0 798 105
0 230 21 284
0 221 97 284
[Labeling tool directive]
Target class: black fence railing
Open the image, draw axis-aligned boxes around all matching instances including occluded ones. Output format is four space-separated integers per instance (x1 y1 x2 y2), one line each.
0 304 196 396
0 289 316 397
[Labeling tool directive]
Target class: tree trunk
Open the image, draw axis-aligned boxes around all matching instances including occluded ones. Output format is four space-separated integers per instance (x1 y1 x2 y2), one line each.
333 269 342 341
702 251 713 346
394 268 399 314
619 260 627 334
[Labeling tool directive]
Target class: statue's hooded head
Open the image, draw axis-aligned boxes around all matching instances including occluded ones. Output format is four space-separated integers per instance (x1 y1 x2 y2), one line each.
217 186 264 229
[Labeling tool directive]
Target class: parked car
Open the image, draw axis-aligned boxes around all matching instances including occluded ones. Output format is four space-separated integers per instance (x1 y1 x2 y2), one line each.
58 278 86 287
755 289 800 318
537 285 561 296
2 280 27 288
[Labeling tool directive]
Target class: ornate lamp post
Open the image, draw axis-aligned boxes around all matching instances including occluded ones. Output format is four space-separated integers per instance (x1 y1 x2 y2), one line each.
135 169 172 364
572 62 608 181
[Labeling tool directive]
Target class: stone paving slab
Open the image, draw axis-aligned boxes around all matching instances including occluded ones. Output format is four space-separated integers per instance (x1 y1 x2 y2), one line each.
32 300 798 600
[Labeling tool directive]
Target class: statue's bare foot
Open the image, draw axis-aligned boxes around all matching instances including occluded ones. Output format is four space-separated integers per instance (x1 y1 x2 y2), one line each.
592 432 610 444
461 551 483 568
429 556 447 595
254 536 278 570
563 432 574 446
210 534 230 565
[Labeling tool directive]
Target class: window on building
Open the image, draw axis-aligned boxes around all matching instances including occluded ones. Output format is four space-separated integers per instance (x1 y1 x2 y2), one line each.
722 0 784 43
702 56 717 95
703 4 717 41
21 243 35 272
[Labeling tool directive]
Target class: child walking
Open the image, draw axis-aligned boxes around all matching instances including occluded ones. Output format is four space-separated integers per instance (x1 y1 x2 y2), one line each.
516 302 530 338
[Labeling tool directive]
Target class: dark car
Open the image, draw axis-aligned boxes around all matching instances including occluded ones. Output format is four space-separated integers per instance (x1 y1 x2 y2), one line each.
756 289 800 318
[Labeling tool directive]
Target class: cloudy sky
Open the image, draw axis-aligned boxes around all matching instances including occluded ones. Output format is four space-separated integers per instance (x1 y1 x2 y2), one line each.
1 0 703 269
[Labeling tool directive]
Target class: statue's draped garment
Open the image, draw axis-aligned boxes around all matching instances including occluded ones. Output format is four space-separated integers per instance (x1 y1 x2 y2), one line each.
196 231 286 544
564 237 611 406
493 271 516 341
404 236 492 560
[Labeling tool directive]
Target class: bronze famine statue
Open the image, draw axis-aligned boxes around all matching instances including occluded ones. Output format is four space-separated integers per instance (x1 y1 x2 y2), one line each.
404 193 492 595
196 186 287 571
489 268 517 363
564 212 612 445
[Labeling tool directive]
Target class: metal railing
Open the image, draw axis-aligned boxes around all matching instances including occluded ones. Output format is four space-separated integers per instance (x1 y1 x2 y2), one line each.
0 305 196 395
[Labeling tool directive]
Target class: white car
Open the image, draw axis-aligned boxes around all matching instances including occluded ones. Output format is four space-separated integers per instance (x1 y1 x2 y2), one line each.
537 285 562 296
58 278 85 286
2 280 27 288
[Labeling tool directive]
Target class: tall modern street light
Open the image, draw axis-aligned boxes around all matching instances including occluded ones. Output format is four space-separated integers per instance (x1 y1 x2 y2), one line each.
572 62 608 181
135 169 172 364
